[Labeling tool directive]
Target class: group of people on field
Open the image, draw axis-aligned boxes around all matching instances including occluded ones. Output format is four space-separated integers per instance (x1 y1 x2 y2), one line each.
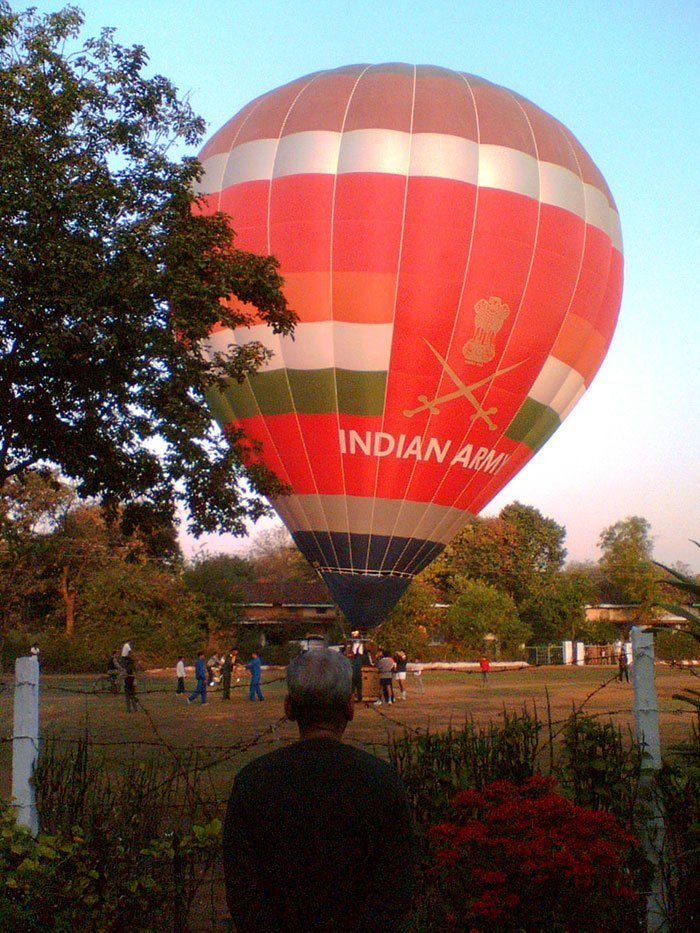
180 649 265 705
104 642 266 710
345 634 413 704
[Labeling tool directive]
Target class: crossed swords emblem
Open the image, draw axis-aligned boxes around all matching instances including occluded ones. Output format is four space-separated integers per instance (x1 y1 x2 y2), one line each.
403 340 526 431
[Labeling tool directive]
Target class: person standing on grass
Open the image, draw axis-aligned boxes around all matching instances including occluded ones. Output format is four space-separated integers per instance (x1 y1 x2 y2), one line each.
376 650 396 704
223 648 416 930
108 650 123 694
188 651 208 704
618 646 630 683
246 652 264 701
175 656 186 695
221 649 234 700
123 655 138 713
394 649 408 700
350 647 365 702
479 656 491 686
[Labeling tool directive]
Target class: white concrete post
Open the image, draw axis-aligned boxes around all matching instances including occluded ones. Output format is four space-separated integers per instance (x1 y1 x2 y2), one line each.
631 626 666 931
631 627 661 770
574 641 585 665
562 640 573 664
12 656 40 836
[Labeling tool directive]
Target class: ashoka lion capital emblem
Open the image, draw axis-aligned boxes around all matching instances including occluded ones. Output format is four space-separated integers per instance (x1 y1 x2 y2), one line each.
462 296 510 365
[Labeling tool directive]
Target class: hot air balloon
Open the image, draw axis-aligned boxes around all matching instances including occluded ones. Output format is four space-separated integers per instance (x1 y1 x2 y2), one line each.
196 64 622 628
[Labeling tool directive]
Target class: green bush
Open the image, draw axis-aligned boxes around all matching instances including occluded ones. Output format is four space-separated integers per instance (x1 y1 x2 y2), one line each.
557 713 642 826
653 628 700 662
656 722 700 931
19 734 223 929
0 616 206 674
390 708 542 826
0 805 221 930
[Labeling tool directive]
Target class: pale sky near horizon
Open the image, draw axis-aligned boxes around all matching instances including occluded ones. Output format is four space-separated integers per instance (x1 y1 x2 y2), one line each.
26 1 700 570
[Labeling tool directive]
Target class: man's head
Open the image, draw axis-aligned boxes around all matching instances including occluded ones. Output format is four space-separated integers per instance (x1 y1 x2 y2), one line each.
198 651 205 659
285 649 354 736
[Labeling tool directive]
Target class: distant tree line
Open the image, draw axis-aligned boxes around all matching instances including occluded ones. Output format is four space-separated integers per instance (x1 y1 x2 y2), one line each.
376 506 695 660
1 470 695 670
0 470 323 669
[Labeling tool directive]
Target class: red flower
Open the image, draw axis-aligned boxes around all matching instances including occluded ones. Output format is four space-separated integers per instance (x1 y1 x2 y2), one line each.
426 776 645 929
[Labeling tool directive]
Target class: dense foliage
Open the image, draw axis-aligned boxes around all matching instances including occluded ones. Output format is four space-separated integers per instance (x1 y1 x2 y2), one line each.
422 503 582 646
1 463 696 668
427 777 647 931
598 516 659 610
0 3 295 538
443 578 530 656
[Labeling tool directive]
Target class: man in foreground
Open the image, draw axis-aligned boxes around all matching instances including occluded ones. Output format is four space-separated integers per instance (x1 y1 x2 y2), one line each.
223 649 416 931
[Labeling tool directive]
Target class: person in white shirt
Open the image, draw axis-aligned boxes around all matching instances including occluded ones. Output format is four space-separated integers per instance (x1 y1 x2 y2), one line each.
176 656 186 695
375 651 396 704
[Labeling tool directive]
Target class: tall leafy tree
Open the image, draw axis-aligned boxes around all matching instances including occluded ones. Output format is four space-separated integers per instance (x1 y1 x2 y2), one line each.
443 578 530 657
183 553 252 629
374 580 441 657
0 469 75 629
424 502 566 608
520 565 598 643
79 560 205 663
0 4 295 538
0 467 184 634
597 516 658 611
248 525 322 587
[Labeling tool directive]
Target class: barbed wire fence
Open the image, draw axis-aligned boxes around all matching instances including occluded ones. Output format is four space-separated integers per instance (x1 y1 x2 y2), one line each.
1 636 698 929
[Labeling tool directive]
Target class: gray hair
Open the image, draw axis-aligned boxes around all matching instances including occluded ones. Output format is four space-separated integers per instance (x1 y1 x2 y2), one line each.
287 649 353 720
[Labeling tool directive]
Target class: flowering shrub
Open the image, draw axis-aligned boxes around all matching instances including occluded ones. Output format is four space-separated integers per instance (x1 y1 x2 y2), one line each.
426 776 648 931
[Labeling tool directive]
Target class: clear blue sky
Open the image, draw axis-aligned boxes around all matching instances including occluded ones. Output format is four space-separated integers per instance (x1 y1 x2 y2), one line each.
27 1 700 569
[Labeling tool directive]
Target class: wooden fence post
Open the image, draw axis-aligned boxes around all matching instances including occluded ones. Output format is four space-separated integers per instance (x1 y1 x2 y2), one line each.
631 625 666 931
12 656 40 836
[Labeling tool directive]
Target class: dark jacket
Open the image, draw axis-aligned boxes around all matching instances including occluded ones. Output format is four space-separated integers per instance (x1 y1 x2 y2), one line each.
223 737 415 931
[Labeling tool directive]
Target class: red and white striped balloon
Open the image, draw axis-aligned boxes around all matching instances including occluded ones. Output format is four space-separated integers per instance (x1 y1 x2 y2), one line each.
196 64 622 626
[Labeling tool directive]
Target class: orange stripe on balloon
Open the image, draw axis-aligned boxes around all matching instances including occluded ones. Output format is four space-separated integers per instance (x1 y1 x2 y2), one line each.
551 314 607 385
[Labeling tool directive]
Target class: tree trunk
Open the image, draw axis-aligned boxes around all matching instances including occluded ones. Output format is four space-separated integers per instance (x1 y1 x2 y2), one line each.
60 565 75 635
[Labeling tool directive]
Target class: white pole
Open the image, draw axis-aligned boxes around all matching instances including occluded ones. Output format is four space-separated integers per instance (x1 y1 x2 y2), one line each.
631 626 661 770
631 626 666 931
12 656 40 836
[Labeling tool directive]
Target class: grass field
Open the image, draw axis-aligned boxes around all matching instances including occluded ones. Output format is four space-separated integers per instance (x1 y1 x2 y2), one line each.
1 663 697 802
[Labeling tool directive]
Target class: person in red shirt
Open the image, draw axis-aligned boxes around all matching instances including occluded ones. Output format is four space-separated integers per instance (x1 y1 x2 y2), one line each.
479 656 491 686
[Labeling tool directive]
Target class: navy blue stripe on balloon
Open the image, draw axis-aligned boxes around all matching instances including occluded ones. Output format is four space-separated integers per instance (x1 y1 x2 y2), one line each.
320 571 411 628
292 530 445 577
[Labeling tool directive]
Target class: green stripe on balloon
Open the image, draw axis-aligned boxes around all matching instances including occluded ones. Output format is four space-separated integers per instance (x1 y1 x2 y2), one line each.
212 369 388 418
505 397 561 451
204 385 237 426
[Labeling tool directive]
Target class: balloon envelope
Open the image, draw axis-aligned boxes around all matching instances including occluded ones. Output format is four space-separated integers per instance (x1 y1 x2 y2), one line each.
197 64 622 627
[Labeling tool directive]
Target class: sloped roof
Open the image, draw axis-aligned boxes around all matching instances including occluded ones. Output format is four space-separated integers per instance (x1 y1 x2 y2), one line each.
236 577 334 606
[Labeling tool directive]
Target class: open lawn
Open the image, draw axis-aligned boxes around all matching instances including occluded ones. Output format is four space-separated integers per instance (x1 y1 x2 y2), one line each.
0 663 697 802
